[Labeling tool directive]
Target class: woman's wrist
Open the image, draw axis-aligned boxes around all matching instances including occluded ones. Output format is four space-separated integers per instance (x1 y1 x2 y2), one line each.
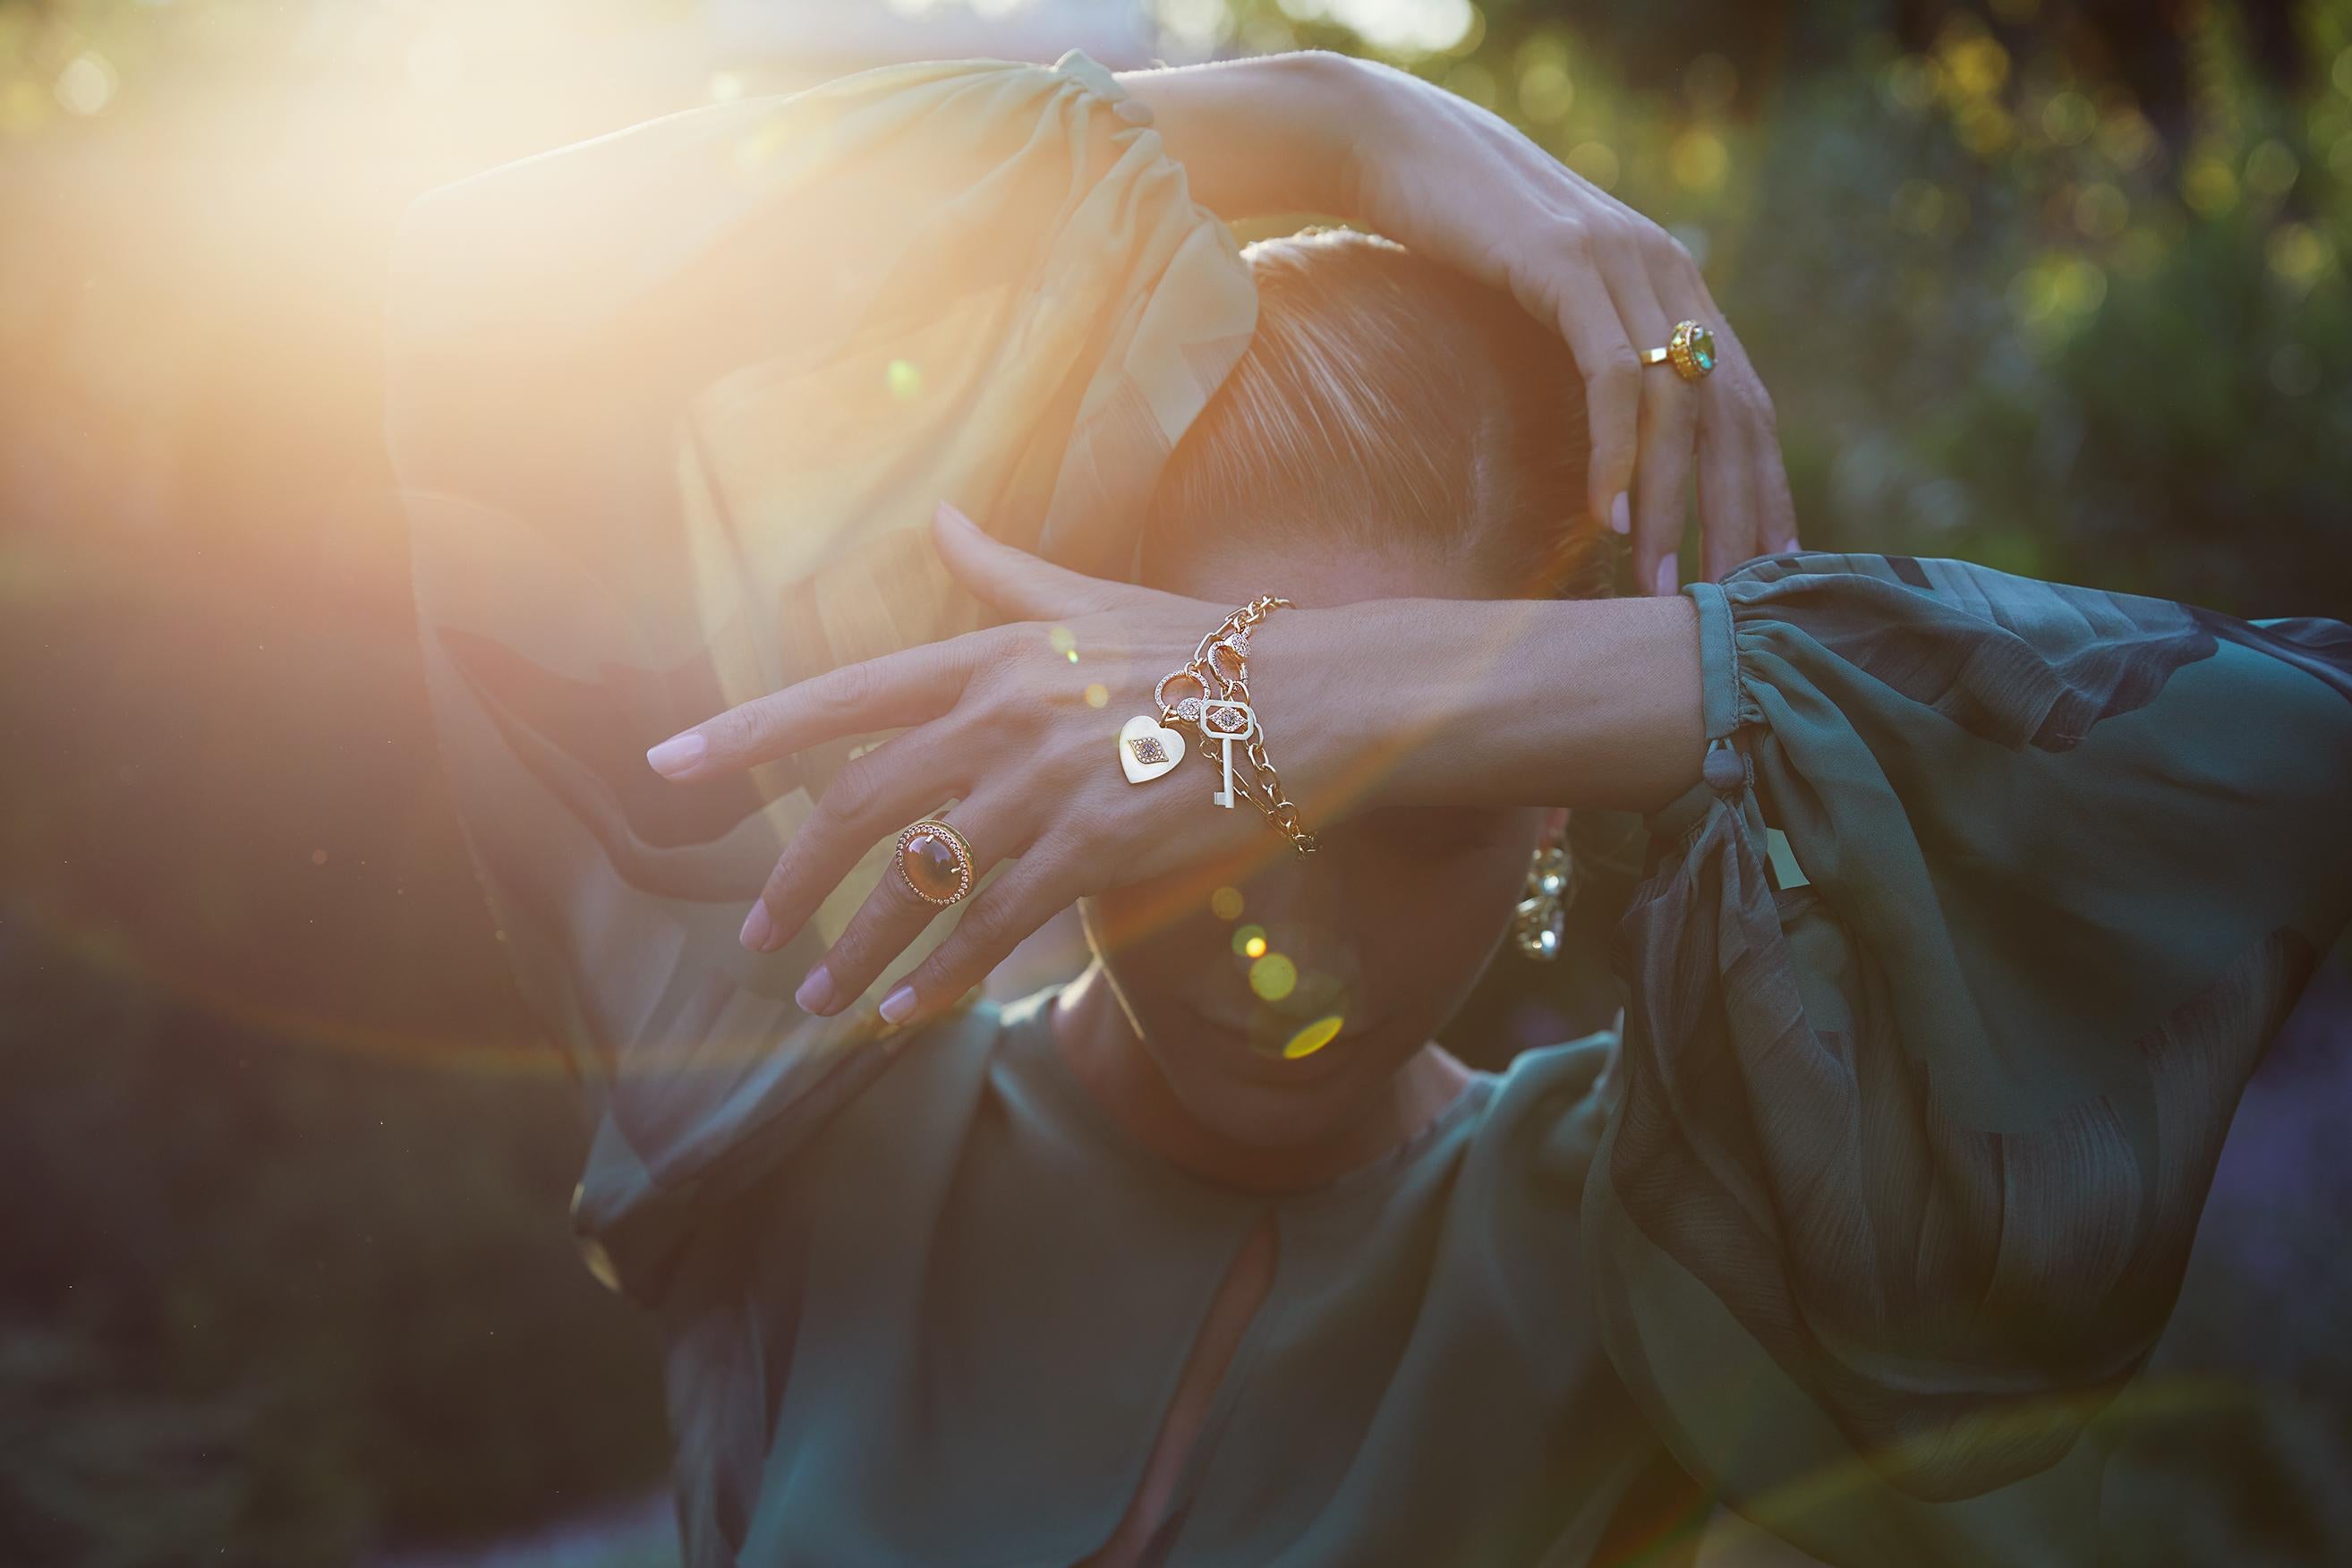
1114 51 1381 220
1252 594 1708 826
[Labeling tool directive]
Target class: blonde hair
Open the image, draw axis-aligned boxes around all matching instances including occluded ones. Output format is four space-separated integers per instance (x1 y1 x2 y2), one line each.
1143 229 1607 601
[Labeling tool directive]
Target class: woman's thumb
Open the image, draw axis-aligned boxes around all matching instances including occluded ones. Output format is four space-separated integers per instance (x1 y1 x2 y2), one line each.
931 501 1117 620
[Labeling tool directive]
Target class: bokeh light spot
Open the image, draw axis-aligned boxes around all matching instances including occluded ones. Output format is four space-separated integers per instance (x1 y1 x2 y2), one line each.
2041 90 2095 146
2268 223 2332 290
1248 952 1297 1002
55 53 117 117
2184 157 2238 217
1244 934 1267 959
1283 1015 1345 1060
1209 885 1244 921
1083 682 1109 709
1565 141 1619 191
1232 924 1265 959
886 359 923 398
1671 131 1728 192
2245 140 2300 200
1516 59 1573 124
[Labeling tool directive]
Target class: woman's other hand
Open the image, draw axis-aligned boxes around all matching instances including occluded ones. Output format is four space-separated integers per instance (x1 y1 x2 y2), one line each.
1124 52 1796 592
1336 55 1797 591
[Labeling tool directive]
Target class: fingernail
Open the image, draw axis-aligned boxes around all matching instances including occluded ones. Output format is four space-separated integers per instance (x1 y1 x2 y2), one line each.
646 732 705 778
879 984 917 1024
739 902 774 951
1652 553 1679 597
1775 538 1801 557
1609 493 1632 535
795 963 833 1014
934 500 975 530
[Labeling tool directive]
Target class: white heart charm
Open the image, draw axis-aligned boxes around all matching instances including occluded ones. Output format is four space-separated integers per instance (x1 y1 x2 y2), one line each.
1118 714 1184 784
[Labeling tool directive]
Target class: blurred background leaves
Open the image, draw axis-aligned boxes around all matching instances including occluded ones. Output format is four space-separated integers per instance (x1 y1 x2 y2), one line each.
1 1 2346 1563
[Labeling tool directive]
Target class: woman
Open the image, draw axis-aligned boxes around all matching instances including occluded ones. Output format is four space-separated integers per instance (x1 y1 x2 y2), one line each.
388 50 2352 1566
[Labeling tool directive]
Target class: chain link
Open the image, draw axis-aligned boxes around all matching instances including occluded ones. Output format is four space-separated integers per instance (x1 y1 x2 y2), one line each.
1156 596 1319 856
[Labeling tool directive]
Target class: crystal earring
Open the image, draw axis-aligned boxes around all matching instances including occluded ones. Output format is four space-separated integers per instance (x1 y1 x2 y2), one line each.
1512 839 1573 961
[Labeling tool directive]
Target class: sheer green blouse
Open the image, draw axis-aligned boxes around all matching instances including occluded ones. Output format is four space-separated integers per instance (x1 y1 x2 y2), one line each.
386 52 2352 1567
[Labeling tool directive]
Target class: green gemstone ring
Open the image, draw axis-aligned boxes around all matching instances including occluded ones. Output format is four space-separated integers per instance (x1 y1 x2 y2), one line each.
1642 320 1718 382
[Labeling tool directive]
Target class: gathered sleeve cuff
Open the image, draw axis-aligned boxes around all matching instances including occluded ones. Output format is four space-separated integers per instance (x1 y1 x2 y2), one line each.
1584 551 2352 1563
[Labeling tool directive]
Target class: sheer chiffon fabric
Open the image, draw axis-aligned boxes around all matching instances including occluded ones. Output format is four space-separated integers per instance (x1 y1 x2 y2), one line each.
387 54 2352 1566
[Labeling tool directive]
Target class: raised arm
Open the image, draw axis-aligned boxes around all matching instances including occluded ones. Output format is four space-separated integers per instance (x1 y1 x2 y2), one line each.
1119 51 1796 592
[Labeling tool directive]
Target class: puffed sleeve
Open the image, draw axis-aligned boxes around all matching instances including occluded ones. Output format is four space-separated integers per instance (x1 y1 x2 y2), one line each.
1584 551 2352 1564
384 54 1255 1305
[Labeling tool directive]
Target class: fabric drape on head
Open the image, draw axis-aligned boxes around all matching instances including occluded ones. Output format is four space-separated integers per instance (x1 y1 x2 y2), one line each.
385 54 1255 1294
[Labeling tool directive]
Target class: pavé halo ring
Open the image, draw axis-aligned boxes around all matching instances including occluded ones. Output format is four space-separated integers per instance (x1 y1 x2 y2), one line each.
894 817 976 907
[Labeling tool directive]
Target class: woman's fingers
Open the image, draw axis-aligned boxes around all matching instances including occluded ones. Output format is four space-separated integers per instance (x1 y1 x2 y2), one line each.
1695 412 1760 583
1600 236 1697 597
932 501 1127 621
1717 323 1799 556
738 722 979 955
1534 236 1642 534
646 630 993 781
791 795 1025 1018
876 850 1085 1028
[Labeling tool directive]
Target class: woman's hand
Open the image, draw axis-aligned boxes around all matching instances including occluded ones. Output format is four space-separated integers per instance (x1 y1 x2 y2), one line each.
1122 52 1796 592
1338 57 1796 591
643 504 1291 1029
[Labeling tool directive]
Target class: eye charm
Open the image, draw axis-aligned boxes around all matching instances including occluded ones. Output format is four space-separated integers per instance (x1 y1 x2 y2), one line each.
1119 714 1185 784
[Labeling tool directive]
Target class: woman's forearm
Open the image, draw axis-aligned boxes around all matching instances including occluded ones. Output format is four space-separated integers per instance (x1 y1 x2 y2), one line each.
1260 594 1708 820
1114 52 1369 220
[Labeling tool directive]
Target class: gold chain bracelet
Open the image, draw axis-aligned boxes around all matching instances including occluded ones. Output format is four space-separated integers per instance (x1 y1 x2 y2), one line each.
1150 597 1319 856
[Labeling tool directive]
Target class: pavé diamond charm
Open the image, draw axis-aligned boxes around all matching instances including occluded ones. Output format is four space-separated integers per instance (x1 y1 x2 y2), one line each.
1119 714 1184 784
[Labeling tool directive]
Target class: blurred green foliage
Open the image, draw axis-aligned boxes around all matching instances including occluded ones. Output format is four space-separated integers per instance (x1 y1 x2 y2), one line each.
1 1 2347 1563
1226 0 2352 616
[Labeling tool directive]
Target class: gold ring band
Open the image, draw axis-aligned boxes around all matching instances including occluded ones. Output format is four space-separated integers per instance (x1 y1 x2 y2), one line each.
895 818 976 906
1642 319 1718 382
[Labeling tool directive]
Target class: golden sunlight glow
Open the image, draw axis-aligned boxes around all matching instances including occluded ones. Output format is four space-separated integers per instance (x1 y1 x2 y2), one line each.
1209 885 1244 921
1248 951 1297 1001
1283 1014 1345 1059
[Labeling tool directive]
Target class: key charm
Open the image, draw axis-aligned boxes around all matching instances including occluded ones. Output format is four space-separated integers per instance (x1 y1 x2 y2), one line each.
1198 699 1257 808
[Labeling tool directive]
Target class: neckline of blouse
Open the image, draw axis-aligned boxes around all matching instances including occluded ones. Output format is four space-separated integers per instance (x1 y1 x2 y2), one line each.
993 983 1498 1213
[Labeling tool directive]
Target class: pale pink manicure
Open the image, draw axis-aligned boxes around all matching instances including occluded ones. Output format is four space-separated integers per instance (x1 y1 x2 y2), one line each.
1609 493 1632 535
1775 538 1802 556
739 902 774 951
934 500 976 531
795 964 833 1014
1652 553 1679 597
646 732 705 778
879 984 917 1024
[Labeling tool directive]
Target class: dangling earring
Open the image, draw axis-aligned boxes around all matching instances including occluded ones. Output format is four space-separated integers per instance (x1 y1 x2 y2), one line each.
1512 834 1573 962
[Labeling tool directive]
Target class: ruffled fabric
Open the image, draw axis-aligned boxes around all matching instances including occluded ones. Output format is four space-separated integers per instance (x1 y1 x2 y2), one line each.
1590 551 2352 1562
387 53 1255 1303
